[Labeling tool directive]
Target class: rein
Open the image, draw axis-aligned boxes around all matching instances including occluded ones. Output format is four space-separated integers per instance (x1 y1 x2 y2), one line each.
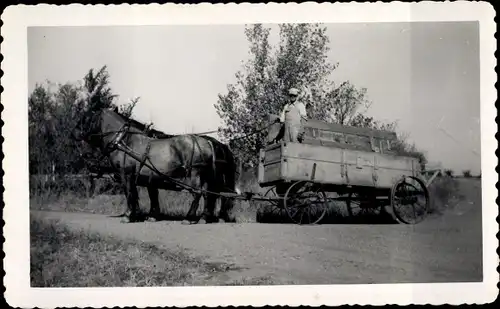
81 109 276 197
191 122 275 143
109 137 232 196
99 122 215 189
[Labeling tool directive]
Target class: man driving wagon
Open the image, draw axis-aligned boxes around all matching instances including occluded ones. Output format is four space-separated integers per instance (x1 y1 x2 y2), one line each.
272 87 308 144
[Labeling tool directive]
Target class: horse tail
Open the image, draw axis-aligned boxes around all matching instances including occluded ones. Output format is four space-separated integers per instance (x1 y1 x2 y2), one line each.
222 143 239 195
200 135 238 194
218 141 239 221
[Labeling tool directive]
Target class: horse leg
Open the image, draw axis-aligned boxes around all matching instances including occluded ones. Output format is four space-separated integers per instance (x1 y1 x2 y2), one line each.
121 173 140 223
118 168 130 218
146 187 160 222
218 196 233 223
199 191 217 224
119 169 132 223
181 192 202 225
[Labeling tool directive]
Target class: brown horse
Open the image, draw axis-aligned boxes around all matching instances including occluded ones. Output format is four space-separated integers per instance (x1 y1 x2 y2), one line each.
75 105 239 224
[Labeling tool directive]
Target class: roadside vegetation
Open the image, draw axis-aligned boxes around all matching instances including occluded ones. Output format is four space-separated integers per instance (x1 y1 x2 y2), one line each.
31 217 244 287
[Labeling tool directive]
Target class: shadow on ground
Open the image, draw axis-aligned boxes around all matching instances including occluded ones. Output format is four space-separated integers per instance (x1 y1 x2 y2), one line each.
109 206 399 225
255 206 399 225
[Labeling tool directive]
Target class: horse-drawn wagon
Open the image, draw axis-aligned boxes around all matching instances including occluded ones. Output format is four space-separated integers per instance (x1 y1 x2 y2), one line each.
77 105 433 226
255 114 431 225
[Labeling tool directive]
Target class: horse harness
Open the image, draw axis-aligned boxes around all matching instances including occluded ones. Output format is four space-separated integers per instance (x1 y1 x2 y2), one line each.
104 122 218 187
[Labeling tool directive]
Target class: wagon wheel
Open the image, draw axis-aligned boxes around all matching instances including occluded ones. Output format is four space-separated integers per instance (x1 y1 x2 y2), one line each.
391 176 430 224
346 192 382 218
261 186 287 220
284 181 328 225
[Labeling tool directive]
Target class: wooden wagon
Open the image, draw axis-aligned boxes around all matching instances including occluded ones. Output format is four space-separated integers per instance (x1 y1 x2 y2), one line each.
256 115 431 225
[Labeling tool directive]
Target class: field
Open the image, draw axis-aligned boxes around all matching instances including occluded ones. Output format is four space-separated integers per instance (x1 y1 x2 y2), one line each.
30 174 483 286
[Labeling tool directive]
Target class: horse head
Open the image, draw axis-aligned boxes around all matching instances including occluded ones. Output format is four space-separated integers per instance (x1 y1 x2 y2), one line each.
73 102 129 152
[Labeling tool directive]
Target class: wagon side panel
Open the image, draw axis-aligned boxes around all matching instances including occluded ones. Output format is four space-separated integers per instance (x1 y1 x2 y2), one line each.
258 144 284 186
282 142 379 187
342 150 377 187
372 154 419 188
281 142 347 185
278 142 420 189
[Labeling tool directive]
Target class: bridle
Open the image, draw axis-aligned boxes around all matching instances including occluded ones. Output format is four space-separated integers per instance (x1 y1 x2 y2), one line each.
75 107 137 152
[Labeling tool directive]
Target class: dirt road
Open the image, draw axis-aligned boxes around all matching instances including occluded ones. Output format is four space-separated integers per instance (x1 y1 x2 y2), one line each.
31 190 483 285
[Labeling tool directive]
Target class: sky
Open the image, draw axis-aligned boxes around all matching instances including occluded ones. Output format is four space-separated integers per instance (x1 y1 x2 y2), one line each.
28 22 481 175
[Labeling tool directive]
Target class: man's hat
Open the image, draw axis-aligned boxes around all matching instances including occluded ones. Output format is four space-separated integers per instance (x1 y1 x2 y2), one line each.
288 88 299 96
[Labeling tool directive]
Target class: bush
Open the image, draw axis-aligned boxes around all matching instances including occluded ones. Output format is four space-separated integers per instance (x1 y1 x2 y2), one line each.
30 174 122 199
463 170 472 178
391 139 427 170
427 175 461 214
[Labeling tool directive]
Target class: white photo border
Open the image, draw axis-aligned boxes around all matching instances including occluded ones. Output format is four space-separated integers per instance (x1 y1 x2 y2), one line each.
2 2 498 307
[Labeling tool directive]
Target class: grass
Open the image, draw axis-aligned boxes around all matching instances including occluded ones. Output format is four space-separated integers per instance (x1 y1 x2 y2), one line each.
30 217 243 287
427 175 464 215
228 275 295 286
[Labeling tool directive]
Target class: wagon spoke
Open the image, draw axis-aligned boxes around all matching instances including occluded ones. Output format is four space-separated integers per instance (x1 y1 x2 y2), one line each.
391 176 429 224
290 207 301 219
257 186 290 223
284 181 328 225
299 210 305 224
411 202 417 221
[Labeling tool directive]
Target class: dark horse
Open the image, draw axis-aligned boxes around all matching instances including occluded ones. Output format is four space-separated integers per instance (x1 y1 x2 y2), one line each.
75 105 239 224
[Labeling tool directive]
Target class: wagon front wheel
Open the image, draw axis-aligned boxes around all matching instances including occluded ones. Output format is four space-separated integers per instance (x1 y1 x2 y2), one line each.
284 181 328 225
391 176 430 224
261 186 287 221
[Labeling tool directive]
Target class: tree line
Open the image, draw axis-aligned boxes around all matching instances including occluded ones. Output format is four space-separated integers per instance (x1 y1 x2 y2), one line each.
29 66 136 176
29 23 427 178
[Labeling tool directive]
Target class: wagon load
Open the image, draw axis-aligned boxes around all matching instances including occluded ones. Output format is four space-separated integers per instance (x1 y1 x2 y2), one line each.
266 114 398 154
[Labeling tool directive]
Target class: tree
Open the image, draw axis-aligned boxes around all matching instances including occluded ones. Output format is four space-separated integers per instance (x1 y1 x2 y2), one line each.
28 65 139 177
120 96 140 118
215 23 379 168
29 83 57 175
215 23 428 171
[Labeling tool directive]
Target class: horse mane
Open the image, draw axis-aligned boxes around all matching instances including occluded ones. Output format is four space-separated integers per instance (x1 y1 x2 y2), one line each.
109 107 176 139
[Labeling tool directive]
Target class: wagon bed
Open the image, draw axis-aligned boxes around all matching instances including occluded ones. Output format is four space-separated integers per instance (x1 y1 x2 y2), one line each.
256 114 430 225
258 141 420 190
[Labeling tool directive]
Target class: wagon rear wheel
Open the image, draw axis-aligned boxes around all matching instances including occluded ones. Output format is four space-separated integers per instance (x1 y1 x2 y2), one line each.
284 181 328 225
391 176 429 224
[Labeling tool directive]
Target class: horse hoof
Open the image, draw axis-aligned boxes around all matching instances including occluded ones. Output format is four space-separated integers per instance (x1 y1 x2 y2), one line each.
218 218 226 223
120 217 131 223
146 217 157 222
198 218 207 224
181 220 192 225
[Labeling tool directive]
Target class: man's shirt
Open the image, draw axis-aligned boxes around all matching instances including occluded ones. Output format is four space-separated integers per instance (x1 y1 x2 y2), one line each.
279 101 307 123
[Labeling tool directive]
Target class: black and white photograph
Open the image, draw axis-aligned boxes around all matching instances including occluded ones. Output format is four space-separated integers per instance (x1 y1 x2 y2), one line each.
2 2 498 308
